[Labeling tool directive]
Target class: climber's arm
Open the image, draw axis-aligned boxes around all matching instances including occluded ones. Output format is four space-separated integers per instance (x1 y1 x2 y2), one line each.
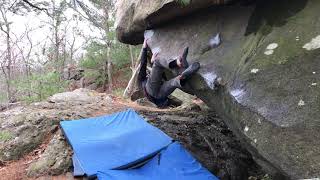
138 39 149 88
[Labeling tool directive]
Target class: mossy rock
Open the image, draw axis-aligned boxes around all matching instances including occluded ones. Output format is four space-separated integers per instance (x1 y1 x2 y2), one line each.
27 131 72 177
0 131 12 142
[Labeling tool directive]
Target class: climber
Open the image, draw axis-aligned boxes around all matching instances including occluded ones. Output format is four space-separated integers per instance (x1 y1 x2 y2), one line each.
137 38 200 108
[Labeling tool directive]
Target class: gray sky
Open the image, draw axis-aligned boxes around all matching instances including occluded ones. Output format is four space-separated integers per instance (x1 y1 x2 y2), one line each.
0 0 103 67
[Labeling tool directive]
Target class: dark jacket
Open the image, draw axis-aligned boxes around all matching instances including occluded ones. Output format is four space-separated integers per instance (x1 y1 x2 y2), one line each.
138 48 168 108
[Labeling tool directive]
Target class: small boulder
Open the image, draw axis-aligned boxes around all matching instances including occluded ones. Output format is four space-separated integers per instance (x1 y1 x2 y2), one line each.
48 88 102 104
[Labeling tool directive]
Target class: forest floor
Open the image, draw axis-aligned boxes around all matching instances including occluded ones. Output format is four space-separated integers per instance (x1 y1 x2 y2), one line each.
0 90 266 180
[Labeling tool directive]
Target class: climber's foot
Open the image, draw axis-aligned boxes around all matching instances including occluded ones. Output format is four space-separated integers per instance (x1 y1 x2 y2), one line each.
180 62 200 80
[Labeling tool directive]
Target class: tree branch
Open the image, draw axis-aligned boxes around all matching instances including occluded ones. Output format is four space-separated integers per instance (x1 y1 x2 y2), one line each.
22 0 48 12
72 0 104 30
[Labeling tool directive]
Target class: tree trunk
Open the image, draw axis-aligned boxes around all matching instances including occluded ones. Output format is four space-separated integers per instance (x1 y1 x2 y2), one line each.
54 25 60 74
0 12 13 103
123 48 144 98
6 27 12 102
107 47 112 92
123 64 141 98
129 45 135 73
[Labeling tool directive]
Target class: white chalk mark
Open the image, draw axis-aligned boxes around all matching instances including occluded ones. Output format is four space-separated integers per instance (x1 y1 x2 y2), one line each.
144 30 154 39
264 43 278 55
244 126 249 132
266 43 279 50
202 72 218 90
230 89 245 102
311 83 317 86
264 49 274 55
298 99 305 106
152 47 161 54
251 69 259 73
209 33 221 48
303 35 320 50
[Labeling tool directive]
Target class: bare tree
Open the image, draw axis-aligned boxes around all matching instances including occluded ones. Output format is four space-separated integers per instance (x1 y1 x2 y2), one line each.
62 18 83 79
123 49 143 98
0 1 14 102
15 26 39 98
21 0 48 12
0 0 97 103
72 0 114 91
35 0 68 75
67 26 81 64
50 0 67 74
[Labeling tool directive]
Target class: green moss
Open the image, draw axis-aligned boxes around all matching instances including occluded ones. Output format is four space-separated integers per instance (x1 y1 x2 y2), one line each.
0 131 12 141
27 160 48 177
243 0 320 71
176 0 190 6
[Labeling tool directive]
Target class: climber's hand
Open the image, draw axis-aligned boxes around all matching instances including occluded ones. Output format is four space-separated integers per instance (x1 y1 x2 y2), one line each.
143 38 149 48
151 52 159 63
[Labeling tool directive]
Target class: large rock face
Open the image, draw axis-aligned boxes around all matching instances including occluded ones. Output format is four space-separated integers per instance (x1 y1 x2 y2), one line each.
116 0 320 178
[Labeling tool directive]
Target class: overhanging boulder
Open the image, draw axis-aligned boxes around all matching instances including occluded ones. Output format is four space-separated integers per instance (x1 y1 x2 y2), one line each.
116 0 320 179
115 0 232 44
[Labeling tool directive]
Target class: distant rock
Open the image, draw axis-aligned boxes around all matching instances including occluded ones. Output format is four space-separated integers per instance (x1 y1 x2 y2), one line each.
48 88 103 104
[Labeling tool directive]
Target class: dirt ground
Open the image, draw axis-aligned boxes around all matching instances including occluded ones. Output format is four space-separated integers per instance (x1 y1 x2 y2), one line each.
0 97 266 180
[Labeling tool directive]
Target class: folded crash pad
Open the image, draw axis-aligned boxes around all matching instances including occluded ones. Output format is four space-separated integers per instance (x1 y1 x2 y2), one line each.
60 109 172 177
97 142 219 180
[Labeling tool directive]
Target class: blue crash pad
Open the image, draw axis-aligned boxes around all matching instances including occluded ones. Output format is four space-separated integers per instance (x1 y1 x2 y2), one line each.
97 142 219 180
60 109 172 178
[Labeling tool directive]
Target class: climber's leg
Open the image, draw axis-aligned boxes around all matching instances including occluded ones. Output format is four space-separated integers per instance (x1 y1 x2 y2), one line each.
145 60 165 98
156 77 181 99
156 62 200 99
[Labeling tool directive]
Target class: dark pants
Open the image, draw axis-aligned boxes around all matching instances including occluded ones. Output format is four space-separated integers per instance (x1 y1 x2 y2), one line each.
145 60 181 99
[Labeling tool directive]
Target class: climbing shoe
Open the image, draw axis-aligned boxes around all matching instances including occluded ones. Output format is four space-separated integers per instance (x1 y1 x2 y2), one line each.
180 62 200 80
180 47 189 68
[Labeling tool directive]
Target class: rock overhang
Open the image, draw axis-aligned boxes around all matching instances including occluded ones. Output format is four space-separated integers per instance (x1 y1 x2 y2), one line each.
115 0 235 45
